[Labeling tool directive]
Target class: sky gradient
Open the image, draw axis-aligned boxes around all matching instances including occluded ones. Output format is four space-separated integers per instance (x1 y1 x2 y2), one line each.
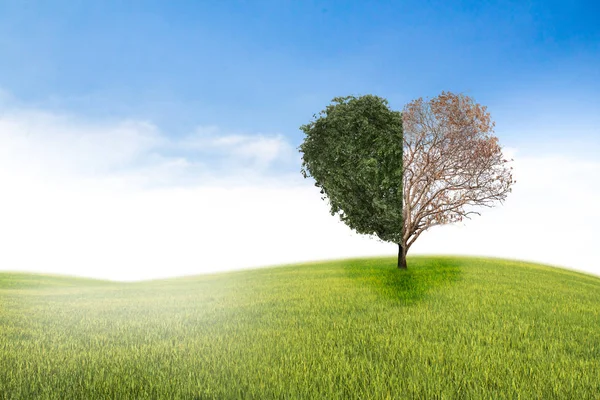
0 1 598 280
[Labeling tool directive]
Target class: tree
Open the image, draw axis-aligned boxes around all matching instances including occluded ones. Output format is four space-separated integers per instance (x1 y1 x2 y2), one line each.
300 92 514 270
299 95 405 267
400 92 515 268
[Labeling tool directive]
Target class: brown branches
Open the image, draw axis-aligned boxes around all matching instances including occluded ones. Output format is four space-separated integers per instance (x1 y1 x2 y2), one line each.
402 92 515 253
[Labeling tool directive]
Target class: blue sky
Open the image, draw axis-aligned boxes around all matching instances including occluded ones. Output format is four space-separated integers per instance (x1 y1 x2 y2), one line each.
1 0 599 150
0 1 599 280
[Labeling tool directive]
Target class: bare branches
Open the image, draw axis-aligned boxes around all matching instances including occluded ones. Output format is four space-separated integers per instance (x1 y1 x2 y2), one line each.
402 92 515 253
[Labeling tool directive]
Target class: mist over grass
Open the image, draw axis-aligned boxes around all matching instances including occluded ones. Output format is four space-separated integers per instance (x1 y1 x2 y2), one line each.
1 256 599 398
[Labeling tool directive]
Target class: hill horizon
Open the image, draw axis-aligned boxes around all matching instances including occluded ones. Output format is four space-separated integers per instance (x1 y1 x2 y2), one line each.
2 254 598 283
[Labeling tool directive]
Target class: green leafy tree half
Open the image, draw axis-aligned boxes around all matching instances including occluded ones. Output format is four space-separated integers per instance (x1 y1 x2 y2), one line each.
299 95 406 268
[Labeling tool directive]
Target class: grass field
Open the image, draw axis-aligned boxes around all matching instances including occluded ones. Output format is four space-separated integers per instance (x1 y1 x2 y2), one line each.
1 256 599 399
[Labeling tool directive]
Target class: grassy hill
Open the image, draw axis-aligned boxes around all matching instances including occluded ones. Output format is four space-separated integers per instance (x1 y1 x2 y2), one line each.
1 256 599 399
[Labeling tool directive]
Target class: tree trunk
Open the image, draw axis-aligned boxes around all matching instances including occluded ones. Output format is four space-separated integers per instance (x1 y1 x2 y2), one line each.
397 243 407 269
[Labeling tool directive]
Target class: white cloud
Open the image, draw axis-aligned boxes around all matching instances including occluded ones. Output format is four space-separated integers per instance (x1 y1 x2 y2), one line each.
0 107 389 281
0 181 391 281
0 110 164 178
0 106 598 281
179 126 298 171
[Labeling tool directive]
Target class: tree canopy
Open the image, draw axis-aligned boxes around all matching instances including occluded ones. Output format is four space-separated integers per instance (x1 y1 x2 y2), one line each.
299 95 404 245
401 92 515 262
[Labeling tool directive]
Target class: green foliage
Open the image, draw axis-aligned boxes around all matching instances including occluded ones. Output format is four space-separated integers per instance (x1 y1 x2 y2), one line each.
300 95 403 243
1 258 600 399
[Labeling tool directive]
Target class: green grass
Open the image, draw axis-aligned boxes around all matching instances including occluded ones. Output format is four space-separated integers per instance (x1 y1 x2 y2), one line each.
1 256 599 399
